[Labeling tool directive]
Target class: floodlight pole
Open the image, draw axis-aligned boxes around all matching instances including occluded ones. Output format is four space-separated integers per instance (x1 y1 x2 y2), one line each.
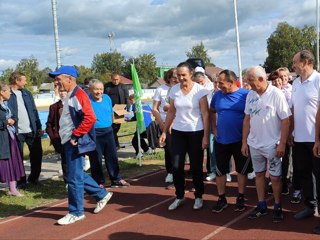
51 0 61 69
233 0 243 87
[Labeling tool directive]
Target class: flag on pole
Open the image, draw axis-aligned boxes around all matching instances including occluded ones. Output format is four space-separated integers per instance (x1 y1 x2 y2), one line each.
131 64 146 134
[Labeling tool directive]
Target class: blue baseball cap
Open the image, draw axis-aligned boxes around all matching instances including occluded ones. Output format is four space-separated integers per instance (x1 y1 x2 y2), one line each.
49 66 79 78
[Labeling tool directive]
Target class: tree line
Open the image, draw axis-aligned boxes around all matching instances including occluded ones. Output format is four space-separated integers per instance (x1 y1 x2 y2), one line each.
0 22 318 90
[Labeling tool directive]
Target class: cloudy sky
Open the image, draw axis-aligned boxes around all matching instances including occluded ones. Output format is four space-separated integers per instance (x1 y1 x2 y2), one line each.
0 0 318 74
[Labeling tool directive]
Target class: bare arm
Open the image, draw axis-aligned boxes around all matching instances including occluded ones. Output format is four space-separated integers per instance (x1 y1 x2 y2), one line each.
200 96 209 149
276 117 290 158
288 107 294 146
241 114 250 157
159 99 176 144
152 100 164 131
210 108 217 137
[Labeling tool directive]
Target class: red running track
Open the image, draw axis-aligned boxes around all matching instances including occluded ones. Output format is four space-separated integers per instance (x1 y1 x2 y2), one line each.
0 169 319 240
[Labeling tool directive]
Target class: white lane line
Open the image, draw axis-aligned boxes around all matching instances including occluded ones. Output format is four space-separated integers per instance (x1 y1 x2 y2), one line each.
201 196 274 240
0 170 166 225
72 197 175 240
0 200 68 225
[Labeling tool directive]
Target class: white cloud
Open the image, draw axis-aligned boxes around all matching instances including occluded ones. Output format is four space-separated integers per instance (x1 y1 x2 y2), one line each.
0 59 18 71
0 0 318 74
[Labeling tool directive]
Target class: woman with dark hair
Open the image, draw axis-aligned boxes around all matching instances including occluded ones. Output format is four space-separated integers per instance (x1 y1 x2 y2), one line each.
159 62 209 211
153 68 178 186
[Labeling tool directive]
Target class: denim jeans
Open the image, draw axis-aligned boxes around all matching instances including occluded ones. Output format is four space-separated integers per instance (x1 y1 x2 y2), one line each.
64 142 108 216
89 127 121 184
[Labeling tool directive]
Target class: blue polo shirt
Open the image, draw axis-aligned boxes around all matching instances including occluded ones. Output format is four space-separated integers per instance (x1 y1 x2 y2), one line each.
210 88 249 144
90 94 113 128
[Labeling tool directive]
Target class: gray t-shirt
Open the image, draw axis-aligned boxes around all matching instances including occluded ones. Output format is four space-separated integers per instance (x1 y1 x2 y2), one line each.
13 90 32 134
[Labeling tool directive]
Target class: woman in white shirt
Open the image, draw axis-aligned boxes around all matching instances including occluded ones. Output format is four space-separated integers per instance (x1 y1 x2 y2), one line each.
159 62 209 211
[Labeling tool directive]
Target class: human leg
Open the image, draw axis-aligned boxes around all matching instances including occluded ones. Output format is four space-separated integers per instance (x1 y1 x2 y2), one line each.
26 134 43 183
112 123 121 149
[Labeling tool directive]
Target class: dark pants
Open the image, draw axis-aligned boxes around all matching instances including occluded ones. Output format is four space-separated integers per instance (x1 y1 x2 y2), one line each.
89 127 121 184
132 131 149 154
171 129 204 199
164 132 173 174
112 123 121 148
281 144 291 186
60 149 67 183
292 142 320 209
17 132 43 184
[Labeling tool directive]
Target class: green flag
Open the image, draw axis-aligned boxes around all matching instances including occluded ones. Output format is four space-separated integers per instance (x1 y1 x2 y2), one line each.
131 64 146 133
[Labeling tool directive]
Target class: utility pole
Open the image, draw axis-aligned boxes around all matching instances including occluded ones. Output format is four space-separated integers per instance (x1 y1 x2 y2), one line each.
51 0 61 69
233 0 242 86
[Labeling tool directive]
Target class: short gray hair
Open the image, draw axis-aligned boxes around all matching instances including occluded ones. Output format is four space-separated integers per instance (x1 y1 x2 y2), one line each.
89 79 103 88
246 66 267 80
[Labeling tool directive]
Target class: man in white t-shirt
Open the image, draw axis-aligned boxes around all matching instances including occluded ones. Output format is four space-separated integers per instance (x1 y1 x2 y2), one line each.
290 50 320 233
242 66 291 223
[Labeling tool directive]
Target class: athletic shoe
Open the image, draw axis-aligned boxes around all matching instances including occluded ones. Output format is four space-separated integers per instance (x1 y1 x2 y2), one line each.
226 173 232 182
294 207 314 220
111 179 130 188
165 173 173 183
273 208 284 223
248 207 267 219
212 198 228 213
247 171 256 180
281 184 289 195
193 198 203 210
145 148 154 154
291 190 302 204
57 213 85 225
168 198 185 211
234 196 245 212
136 152 143 159
83 159 91 171
313 226 320 235
94 192 113 214
206 173 216 181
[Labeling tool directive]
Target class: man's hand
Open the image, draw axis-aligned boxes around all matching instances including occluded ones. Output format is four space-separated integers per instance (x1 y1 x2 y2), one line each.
70 138 78 146
276 142 286 158
241 142 249 157
313 141 320 157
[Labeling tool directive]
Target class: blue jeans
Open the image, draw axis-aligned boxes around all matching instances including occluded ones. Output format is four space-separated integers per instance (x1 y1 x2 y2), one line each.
64 142 108 216
89 127 121 184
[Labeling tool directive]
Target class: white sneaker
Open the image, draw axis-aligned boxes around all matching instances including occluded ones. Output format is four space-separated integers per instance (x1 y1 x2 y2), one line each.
314 206 320 217
206 173 216 181
57 213 85 225
168 198 185 211
193 198 203 210
165 173 173 183
226 173 232 182
247 171 256 180
145 148 154 154
94 192 113 214
83 160 91 171
136 152 143 159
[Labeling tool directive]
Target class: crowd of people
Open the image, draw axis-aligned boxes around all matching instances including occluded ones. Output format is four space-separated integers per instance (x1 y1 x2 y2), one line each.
0 49 320 234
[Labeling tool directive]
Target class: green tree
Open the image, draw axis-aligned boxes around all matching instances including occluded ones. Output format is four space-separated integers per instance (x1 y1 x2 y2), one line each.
0 68 14 83
264 22 317 72
186 42 215 66
91 52 125 75
123 54 157 84
16 56 42 87
75 65 94 84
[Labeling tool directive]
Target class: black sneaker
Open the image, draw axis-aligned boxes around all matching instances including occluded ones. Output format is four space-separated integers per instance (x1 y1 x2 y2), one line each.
281 184 289 195
212 198 228 213
234 196 245 212
291 190 302 204
248 207 267 219
273 208 284 223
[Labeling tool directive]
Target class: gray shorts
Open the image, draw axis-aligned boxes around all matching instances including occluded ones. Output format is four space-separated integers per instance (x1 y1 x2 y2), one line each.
249 145 282 177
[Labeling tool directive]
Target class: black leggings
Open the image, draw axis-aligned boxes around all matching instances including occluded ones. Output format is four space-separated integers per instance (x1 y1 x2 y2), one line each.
171 129 204 199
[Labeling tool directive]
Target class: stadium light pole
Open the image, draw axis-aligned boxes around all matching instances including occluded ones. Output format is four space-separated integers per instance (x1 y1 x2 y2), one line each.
233 0 243 87
51 0 61 69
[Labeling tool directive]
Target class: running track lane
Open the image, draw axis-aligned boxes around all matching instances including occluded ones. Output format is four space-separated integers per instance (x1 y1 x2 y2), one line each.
0 170 319 239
